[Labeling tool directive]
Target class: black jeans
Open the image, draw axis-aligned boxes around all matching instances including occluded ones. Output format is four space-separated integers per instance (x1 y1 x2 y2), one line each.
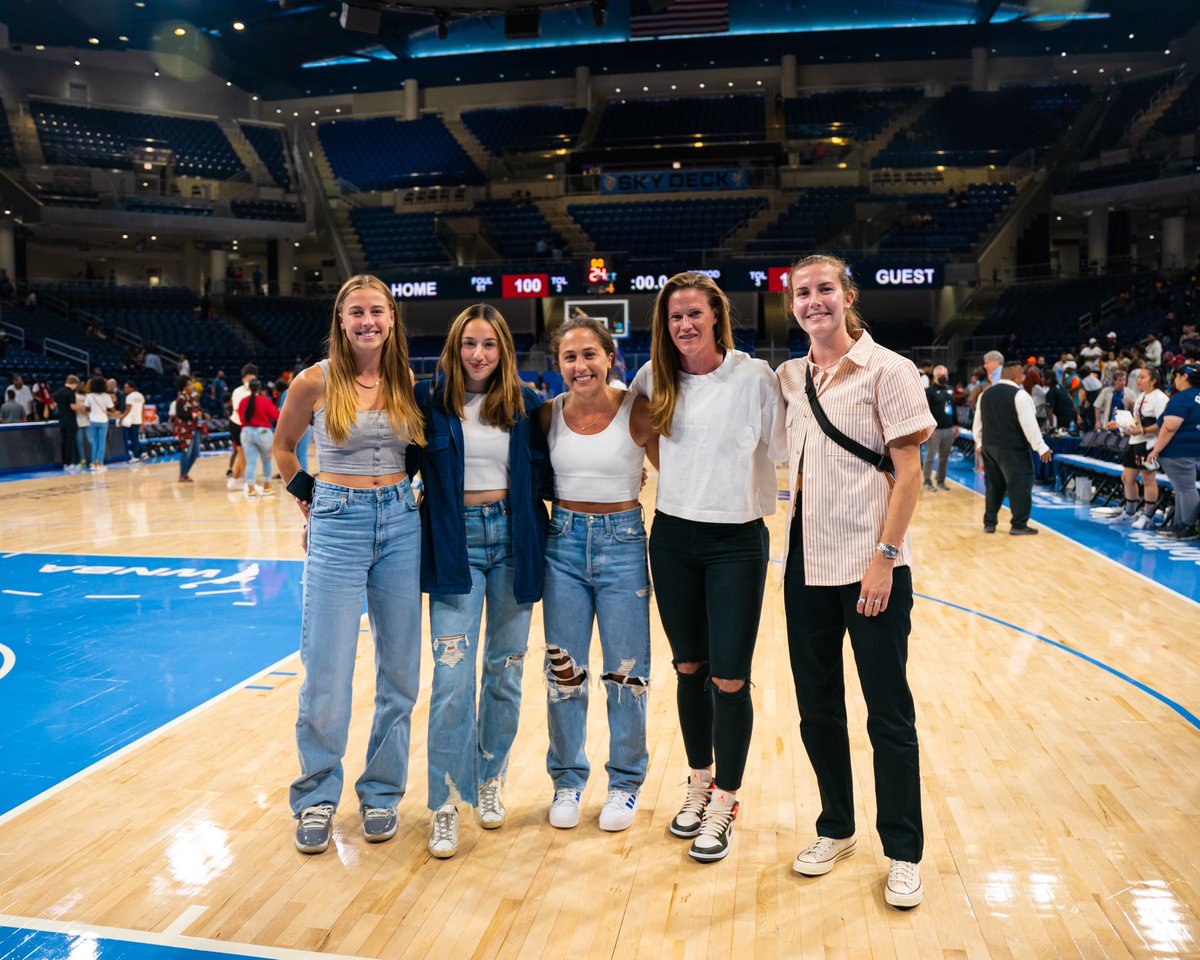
783 514 923 863
58 419 77 466
982 444 1034 528
649 511 769 792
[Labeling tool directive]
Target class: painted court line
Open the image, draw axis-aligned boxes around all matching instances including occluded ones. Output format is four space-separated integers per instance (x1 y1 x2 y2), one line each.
916 591 1200 731
85 594 141 600
1 589 41 597
0 913 366 960
0 647 302 830
161 904 208 938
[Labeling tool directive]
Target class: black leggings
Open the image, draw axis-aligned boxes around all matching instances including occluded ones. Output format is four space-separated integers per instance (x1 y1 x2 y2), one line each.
648 511 769 793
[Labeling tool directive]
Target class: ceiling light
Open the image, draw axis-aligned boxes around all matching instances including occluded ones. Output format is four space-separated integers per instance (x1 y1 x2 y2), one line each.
153 71 160 76
1164 49 1171 55
174 27 186 36
88 37 99 44
150 235 157 241
251 95 258 101
226 81 232 86
118 35 129 41
233 21 245 31
35 44 45 50
122 234 128 239
73 59 80 66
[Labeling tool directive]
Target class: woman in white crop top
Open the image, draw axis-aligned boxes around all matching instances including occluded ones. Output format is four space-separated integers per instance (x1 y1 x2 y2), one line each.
416 303 550 860
272 274 426 856
536 316 656 833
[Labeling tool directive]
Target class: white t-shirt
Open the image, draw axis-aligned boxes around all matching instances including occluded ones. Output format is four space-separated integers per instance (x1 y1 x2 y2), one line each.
1145 340 1162 366
461 392 510 490
11 384 33 415
632 350 786 523
1130 389 1167 447
122 391 145 426
74 391 89 428
230 383 250 425
84 392 113 424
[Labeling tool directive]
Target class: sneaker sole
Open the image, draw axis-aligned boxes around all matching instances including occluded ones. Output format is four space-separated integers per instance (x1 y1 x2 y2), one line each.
548 811 580 829
599 815 635 832
669 821 702 839
295 839 330 854
364 827 397 843
884 882 923 909
428 845 458 859
478 816 505 830
687 839 732 862
793 840 857 876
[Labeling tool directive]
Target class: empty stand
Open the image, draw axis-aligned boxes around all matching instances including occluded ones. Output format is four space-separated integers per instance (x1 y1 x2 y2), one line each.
1152 73 1200 137
877 183 1015 253
443 199 564 260
239 123 292 190
0 98 18 168
461 105 587 156
31 102 245 179
592 95 765 148
746 186 869 253
231 199 303 221
872 84 1089 168
783 89 921 141
568 196 767 259
318 115 483 190
349 208 451 267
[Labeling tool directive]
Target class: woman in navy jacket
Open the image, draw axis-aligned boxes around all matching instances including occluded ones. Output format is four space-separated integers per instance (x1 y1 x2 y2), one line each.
412 303 549 859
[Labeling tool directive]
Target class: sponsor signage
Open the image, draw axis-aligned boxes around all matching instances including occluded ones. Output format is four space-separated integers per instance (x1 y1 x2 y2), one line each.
600 168 750 195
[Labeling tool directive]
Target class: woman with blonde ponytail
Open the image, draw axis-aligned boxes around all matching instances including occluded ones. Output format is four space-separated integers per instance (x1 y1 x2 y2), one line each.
273 274 425 856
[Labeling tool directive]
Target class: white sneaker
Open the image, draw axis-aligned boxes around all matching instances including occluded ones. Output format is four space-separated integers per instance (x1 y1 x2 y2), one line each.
688 790 737 863
1131 514 1154 530
227 477 241 490
548 788 581 829
598 789 639 832
428 804 459 859
669 769 713 838
1109 511 1136 525
477 778 506 829
793 835 857 876
884 859 923 908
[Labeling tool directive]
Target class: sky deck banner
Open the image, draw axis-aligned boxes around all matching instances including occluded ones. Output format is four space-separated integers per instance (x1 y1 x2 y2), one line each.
600 168 750 195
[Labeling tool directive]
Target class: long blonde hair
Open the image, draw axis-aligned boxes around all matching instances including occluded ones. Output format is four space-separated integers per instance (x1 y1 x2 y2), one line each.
784 253 865 338
324 274 425 447
649 271 735 437
436 303 525 428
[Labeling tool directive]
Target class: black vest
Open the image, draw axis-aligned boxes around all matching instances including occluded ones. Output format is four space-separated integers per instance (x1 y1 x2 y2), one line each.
978 382 1028 449
926 384 955 429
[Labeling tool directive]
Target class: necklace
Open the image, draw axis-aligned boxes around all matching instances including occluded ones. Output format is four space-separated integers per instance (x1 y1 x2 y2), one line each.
355 375 382 389
567 401 606 432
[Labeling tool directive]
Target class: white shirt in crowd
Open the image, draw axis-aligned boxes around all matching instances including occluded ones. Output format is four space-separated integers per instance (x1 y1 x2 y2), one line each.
121 390 145 426
971 380 1050 455
1144 339 1163 367
84 391 114 424
74 391 89 428
632 349 786 524
1129 389 1168 448
230 382 251 426
10 383 33 415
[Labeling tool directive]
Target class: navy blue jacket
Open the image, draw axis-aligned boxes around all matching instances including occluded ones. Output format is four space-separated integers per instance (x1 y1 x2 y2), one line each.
411 378 549 603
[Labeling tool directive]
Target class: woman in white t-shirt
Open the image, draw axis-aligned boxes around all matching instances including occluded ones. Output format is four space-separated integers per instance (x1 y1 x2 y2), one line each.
83 376 115 471
631 271 786 864
1108 365 1168 529
539 316 656 835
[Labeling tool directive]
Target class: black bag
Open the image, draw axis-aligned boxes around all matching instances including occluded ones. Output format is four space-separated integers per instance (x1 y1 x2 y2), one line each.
805 364 895 474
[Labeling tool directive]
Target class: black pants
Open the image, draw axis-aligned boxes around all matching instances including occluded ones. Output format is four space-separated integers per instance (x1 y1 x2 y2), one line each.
784 514 923 863
649 511 768 792
982 444 1034 528
58 419 77 466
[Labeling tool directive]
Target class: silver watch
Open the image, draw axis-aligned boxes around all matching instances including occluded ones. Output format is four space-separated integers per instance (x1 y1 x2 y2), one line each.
876 542 900 561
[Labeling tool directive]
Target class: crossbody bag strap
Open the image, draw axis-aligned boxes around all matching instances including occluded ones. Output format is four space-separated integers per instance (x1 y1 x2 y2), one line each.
805 363 895 474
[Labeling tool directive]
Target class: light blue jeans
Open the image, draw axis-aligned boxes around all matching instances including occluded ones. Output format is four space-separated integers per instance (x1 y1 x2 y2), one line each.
290 478 421 814
242 425 274 486
542 505 651 794
86 421 108 463
427 498 533 810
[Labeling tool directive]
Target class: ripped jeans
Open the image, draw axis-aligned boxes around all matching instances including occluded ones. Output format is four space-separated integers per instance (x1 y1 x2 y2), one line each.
542 505 651 795
427 499 533 810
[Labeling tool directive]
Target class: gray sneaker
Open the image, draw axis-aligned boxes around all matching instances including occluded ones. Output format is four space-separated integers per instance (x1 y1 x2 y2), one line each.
361 806 398 843
429 804 459 859
477 777 506 829
295 803 335 854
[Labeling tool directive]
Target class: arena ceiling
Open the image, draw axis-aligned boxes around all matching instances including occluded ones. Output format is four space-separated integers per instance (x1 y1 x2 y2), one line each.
3 0 1197 100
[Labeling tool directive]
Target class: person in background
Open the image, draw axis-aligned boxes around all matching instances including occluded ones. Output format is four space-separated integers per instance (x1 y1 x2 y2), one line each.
8 374 32 420
83 376 116 472
228 363 258 491
172 374 204 483
922 364 956 491
1094 370 1127 430
178 354 192 379
120 380 145 461
1107 366 1167 530
277 380 311 476
1152 362 1200 540
50 375 83 473
237 378 280 499
982 350 1004 385
1 387 25 423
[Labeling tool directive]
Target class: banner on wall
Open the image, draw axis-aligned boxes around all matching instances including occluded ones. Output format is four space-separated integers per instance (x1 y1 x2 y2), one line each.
600 168 750 195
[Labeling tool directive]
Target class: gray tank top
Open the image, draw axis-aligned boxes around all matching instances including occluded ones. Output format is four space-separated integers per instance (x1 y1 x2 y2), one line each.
311 359 410 476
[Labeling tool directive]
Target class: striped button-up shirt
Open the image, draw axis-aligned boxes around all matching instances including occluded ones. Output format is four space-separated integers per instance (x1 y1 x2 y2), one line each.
776 331 935 586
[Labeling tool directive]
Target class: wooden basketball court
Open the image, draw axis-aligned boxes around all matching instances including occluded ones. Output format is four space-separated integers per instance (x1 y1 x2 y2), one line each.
0 453 1197 959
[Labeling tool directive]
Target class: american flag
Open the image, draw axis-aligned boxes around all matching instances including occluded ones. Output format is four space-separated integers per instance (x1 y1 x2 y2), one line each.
629 0 730 38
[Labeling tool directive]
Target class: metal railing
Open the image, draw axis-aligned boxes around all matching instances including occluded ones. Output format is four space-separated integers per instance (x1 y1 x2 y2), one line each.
114 326 143 349
43 338 87 370
1 320 26 348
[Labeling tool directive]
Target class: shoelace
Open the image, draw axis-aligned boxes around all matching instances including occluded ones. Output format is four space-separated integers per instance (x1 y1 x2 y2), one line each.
553 788 579 805
889 860 918 889
678 779 712 818
299 803 334 829
363 806 392 821
606 789 635 808
432 809 456 844
800 837 840 860
697 801 736 840
478 782 503 817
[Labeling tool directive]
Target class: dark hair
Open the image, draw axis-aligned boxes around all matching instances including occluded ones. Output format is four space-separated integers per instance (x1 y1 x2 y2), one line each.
245 378 262 423
1176 363 1200 388
240 363 259 378
88 376 107 393
175 374 192 392
550 316 616 374
124 379 137 390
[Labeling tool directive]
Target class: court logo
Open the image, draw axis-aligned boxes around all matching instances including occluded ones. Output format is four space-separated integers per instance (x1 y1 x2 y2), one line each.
0 643 14 682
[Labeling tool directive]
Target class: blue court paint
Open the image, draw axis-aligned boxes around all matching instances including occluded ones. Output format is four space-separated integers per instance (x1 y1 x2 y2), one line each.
944 452 1200 603
915 592 1200 731
0 552 304 817
0 926 267 960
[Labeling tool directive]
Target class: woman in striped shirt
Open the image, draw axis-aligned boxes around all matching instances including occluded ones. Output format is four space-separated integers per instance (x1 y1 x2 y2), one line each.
776 254 935 909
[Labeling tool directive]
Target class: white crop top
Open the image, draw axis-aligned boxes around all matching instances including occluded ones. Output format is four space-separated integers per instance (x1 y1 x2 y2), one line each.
462 392 510 489
549 391 644 502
